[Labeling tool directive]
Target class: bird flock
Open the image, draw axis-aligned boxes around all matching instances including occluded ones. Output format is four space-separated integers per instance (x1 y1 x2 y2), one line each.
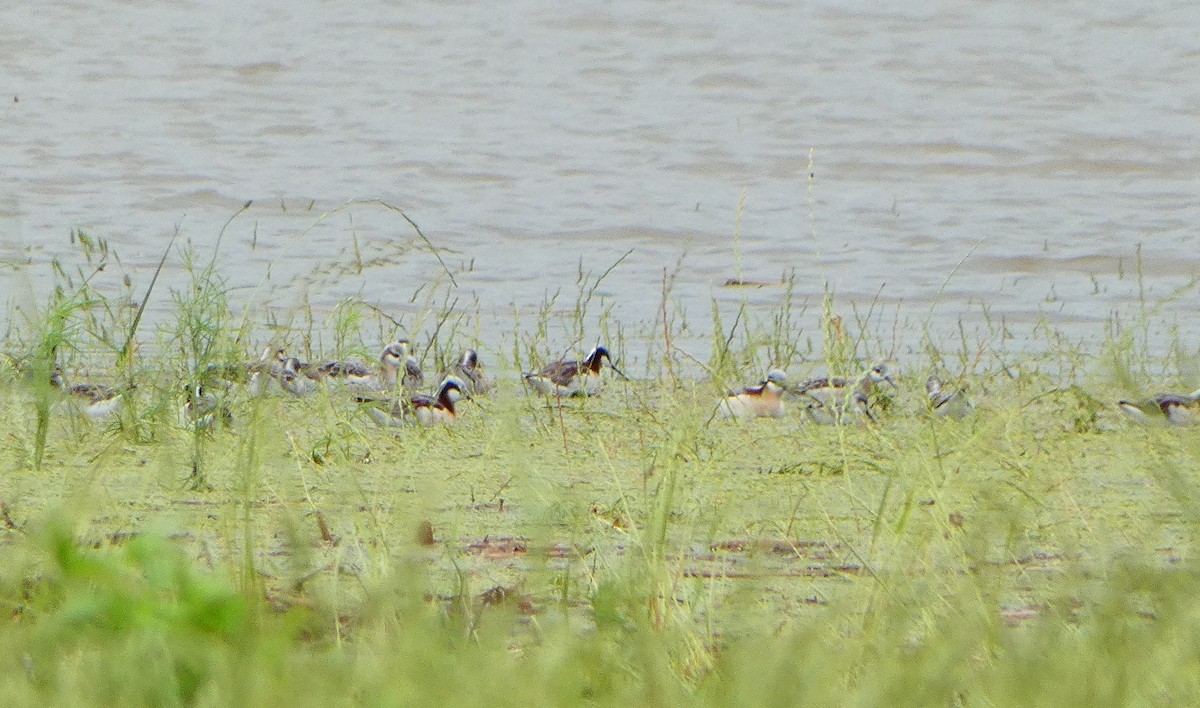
718 362 956 424
38 341 1200 429
257 339 490 426
45 342 620 428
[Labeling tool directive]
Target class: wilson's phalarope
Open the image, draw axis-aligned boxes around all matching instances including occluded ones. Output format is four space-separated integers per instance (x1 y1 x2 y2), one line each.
396 339 424 391
523 345 625 397
246 346 284 395
180 382 233 430
926 375 973 419
277 356 320 397
317 360 378 387
1118 388 1200 426
445 348 492 396
797 361 896 424
51 368 124 419
718 370 789 419
317 340 422 394
359 376 469 427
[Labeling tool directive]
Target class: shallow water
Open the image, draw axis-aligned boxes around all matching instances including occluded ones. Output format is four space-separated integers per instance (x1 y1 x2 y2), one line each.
3 1 1199 366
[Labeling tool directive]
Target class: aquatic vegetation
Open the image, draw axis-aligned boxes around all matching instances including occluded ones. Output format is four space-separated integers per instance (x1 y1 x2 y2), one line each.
2 236 1200 705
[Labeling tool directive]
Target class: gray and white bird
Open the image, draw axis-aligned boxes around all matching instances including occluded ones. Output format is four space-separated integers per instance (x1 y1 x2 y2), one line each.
445 348 492 396
246 345 286 396
394 339 425 392
797 361 896 424
315 341 420 394
51 368 125 420
179 382 233 430
926 375 974 419
277 356 321 397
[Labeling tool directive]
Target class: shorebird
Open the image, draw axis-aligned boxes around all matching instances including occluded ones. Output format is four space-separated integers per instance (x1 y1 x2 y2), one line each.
1118 389 1200 426
272 348 310 373
314 341 420 394
51 368 124 419
926 375 973 419
317 355 381 388
359 376 469 427
797 361 896 424
718 370 789 419
246 346 285 395
277 356 321 397
523 345 625 397
445 348 492 396
395 339 425 392
179 382 233 430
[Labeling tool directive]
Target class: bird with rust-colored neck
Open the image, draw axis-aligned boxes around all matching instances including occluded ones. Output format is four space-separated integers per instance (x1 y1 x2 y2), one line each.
1119 388 1200 426
359 376 469 427
523 345 625 397
719 370 789 419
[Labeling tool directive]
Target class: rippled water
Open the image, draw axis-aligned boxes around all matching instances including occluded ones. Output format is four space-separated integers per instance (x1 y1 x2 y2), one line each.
3 1 1199 367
